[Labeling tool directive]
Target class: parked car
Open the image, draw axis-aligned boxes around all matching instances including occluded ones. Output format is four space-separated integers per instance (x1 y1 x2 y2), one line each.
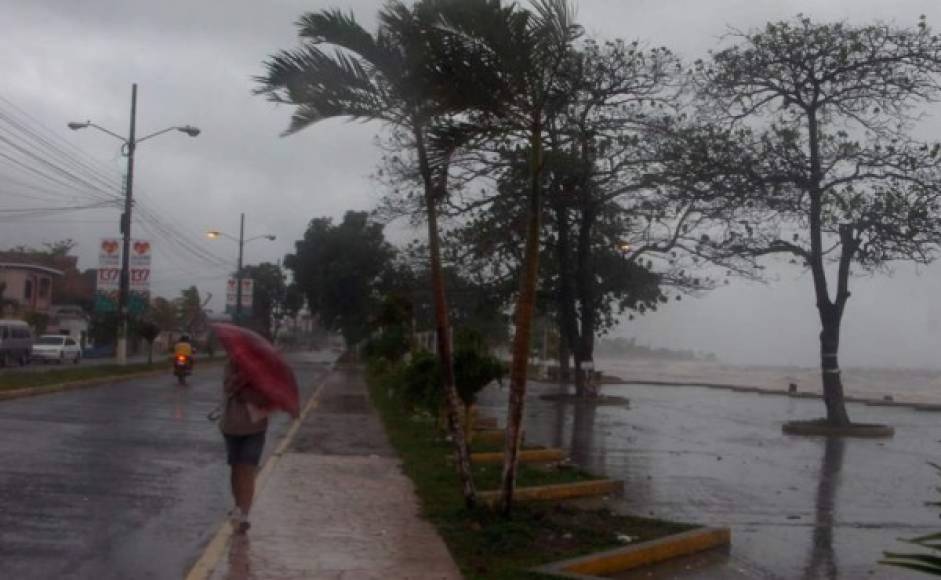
0 320 33 367
31 335 82 364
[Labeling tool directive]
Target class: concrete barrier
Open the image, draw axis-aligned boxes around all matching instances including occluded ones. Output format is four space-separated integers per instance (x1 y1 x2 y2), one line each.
782 420 894 438
478 479 623 507
532 527 731 578
471 448 566 465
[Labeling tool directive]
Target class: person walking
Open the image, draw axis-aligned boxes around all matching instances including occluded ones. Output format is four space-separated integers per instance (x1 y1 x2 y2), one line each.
219 361 270 533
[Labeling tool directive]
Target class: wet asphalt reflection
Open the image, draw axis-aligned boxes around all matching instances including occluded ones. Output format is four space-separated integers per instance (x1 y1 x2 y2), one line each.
477 381 940 579
0 354 328 580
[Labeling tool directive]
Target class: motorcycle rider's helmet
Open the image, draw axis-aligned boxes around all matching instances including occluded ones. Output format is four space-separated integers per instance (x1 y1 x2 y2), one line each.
180 334 191 343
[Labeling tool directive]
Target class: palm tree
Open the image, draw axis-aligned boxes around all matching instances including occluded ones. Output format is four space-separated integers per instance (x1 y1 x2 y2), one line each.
255 1 478 507
431 0 582 514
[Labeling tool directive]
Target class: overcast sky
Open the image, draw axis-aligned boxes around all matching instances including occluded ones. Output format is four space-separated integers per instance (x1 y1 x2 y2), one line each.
2 0 941 369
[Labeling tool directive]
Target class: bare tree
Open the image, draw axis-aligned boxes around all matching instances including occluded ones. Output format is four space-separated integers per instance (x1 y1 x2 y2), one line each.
695 16 941 426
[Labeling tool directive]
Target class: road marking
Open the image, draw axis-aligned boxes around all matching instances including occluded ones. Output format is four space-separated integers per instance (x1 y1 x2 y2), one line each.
184 371 330 580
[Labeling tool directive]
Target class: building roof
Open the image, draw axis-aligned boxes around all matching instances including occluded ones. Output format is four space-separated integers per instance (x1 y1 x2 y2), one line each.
0 251 76 268
0 263 64 276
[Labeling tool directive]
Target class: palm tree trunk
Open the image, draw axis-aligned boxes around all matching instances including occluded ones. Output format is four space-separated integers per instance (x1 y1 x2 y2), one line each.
500 125 545 516
415 126 477 508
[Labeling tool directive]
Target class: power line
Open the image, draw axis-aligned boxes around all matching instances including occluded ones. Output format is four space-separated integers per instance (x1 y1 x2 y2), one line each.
0 201 116 213
0 94 124 195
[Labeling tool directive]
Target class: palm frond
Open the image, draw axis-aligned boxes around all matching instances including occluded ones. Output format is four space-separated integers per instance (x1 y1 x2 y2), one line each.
527 0 583 64
881 552 941 575
297 9 386 68
255 45 393 134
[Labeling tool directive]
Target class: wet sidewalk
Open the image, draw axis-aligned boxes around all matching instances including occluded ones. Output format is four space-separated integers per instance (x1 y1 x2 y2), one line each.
201 367 460 580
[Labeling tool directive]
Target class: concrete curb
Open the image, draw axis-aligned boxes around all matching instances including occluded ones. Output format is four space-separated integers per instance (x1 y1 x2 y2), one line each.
184 370 329 580
478 479 623 507
0 358 227 402
532 527 731 578
782 420 895 438
612 378 941 412
471 448 566 465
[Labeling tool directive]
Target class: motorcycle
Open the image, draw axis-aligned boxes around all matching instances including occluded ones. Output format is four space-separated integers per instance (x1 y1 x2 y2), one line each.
173 354 193 385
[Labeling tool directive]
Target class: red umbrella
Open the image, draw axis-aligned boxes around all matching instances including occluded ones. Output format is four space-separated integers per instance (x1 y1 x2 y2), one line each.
210 323 300 418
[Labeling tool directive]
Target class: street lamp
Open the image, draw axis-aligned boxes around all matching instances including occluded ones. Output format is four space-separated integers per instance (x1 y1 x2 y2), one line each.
207 213 276 324
69 83 200 365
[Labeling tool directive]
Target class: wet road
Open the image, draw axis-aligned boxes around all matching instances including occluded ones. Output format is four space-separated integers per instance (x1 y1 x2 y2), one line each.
0 351 332 580
478 381 940 579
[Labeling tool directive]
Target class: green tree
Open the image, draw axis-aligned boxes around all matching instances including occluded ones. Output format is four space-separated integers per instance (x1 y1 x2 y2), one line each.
137 321 160 364
176 286 207 337
285 211 395 348
150 297 179 334
256 1 483 508
695 16 941 426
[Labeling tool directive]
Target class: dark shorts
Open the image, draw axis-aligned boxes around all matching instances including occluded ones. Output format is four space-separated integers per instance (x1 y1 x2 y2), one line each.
224 432 266 466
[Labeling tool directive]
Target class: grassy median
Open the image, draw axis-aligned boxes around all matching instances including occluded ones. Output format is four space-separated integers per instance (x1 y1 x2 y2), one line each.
366 364 693 580
0 361 168 393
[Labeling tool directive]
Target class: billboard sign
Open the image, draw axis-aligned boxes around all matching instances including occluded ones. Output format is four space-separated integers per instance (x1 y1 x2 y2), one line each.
95 238 152 314
225 278 254 316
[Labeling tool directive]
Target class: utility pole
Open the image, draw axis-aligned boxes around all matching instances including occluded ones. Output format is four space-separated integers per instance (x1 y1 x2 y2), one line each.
69 85 200 365
116 84 137 365
235 212 245 324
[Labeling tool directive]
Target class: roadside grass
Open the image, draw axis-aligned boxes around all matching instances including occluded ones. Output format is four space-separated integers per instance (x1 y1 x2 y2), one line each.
0 361 169 393
367 364 694 580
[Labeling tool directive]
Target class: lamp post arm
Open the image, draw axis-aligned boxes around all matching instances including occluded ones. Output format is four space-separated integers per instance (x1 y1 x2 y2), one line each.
85 123 129 144
245 234 277 243
136 126 183 145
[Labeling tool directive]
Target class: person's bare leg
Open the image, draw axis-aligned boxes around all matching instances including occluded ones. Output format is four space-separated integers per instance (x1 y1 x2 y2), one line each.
229 467 239 508
233 464 257 513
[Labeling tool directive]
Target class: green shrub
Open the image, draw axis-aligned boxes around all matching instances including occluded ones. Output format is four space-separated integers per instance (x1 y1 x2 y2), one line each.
362 324 411 363
401 350 443 414
453 328 506 407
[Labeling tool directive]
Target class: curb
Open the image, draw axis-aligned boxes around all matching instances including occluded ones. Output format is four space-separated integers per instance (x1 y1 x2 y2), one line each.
782 420 895 438
532 527 731 578
612 379 941 412
478 479 623 507
0 358 227 402
184 371 329 580
471 448 566 465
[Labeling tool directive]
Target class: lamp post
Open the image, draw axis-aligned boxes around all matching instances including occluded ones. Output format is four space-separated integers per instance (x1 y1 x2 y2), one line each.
207 213 275 324
69 83 200 365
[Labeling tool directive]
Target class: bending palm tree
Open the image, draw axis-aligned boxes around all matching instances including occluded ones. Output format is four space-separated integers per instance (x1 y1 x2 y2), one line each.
432 0 581 514
255 2 478 507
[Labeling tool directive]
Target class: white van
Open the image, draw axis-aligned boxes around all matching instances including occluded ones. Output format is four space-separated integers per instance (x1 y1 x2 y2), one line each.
0 320 33 367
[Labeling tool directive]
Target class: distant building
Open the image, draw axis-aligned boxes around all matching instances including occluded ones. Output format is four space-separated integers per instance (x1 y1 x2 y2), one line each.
0 251 93 319
0 261 63 316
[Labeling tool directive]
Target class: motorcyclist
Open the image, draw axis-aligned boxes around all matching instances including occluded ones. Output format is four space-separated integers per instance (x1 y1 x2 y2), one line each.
174 335 194 367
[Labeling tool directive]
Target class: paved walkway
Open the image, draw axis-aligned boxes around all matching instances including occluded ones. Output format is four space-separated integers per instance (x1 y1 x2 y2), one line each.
202 367 461 580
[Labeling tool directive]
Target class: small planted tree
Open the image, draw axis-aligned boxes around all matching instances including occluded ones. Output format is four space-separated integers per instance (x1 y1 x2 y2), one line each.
696 16 941 427
138 321 160 364
433 0 583 515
